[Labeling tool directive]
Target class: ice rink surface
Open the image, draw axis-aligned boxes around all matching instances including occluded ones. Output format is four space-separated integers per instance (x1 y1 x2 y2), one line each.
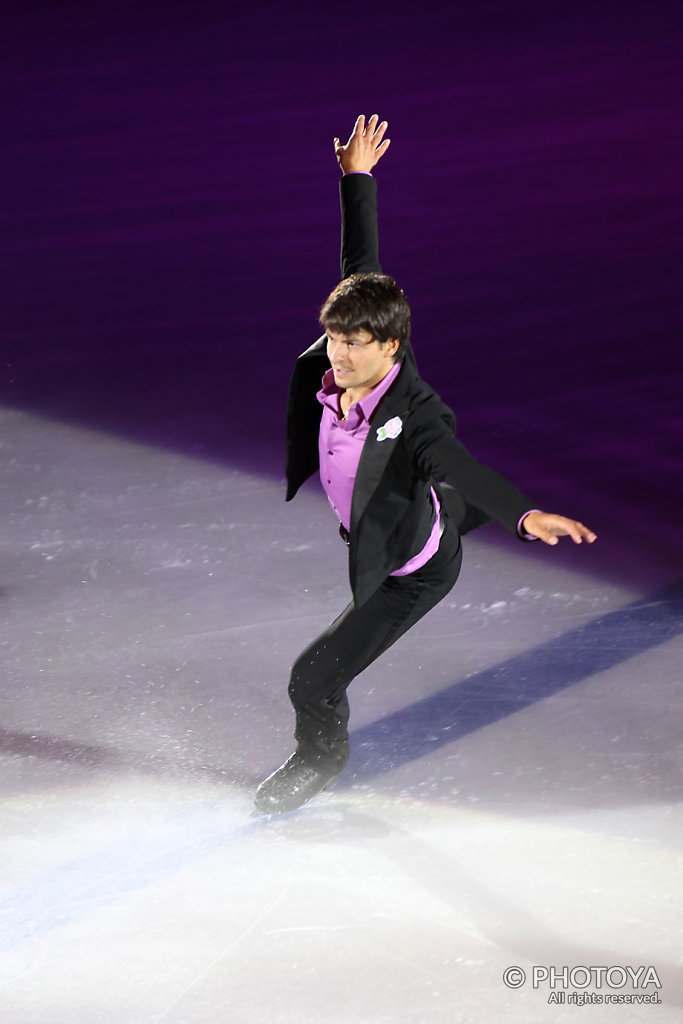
0 412 680 1023
2 1 682 1020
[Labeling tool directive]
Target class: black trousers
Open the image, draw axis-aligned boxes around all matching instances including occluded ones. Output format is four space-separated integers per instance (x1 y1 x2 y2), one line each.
288 515 462 770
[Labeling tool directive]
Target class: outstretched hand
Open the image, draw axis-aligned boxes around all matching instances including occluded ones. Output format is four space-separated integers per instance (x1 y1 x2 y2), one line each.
334 114 390 174
522 511 597 546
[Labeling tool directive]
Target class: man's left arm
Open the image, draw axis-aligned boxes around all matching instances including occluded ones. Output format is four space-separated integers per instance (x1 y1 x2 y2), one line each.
409 410 597 546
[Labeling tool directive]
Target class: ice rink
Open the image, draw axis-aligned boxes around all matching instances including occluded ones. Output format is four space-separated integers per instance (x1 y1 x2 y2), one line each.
1 410 680 1023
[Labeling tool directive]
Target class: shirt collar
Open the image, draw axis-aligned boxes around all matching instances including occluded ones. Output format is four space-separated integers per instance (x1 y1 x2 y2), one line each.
318 361 401 422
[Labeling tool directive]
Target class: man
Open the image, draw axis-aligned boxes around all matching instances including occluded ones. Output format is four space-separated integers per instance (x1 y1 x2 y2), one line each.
254 114 596 814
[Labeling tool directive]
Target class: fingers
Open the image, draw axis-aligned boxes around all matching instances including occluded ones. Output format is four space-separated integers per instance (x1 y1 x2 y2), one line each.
572 521 598 544
524 511 597 546
364 113 379 135
336 115 391 172
542 517 597 546
364 115 389 151
370 116 388 145
556 519 597 544
351 113 388 143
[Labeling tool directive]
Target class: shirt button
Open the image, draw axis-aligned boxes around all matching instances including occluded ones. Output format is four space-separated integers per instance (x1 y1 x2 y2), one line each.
328 450 333 455
327 479 331 484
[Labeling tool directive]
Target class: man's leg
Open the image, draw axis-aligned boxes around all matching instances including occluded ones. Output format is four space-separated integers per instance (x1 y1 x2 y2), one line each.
255 519 462 812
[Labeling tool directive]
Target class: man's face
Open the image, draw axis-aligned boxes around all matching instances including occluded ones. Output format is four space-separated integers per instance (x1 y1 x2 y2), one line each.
325 328 399 394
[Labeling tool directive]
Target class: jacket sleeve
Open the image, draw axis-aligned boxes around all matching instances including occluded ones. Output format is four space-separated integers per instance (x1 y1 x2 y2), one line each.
338 173 420 372
339 173 382 278
406 405 535 537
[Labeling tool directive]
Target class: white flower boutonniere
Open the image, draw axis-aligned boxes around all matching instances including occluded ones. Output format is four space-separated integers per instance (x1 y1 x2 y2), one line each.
376 416 403 442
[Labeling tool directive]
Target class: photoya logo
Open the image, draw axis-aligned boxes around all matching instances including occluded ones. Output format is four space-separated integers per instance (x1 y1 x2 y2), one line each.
503 964 662 995
532 966 662 990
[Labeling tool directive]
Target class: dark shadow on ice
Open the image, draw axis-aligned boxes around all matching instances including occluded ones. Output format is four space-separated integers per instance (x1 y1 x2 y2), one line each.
0 728 253 789
0 729 118 768
346 580 683 782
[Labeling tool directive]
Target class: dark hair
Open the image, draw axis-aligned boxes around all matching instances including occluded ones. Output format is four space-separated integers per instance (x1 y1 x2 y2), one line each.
319 273 411 362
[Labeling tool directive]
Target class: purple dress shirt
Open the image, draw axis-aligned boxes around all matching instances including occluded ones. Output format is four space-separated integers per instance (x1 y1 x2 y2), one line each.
316 362 443 575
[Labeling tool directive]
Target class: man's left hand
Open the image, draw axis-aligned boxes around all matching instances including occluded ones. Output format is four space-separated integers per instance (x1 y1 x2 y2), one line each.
522 511 597 546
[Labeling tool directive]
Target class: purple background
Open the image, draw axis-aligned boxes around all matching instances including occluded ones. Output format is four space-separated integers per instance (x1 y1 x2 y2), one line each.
3 0 682 587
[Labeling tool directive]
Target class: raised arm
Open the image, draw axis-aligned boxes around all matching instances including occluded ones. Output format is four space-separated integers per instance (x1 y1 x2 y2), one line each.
335 114 391 279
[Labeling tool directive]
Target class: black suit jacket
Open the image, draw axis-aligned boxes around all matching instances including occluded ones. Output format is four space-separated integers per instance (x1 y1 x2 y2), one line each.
285 174 534 607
